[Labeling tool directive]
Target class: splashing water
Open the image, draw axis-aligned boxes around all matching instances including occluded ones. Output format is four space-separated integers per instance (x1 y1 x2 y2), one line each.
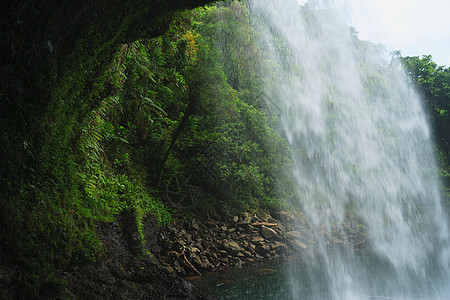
248 0 450 298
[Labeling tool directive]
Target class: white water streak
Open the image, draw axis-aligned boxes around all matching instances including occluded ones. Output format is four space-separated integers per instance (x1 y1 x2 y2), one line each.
249 0 450 298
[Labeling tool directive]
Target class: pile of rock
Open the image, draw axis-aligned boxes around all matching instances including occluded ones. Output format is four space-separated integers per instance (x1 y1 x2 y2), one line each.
152 210 366 277
156 212 301 276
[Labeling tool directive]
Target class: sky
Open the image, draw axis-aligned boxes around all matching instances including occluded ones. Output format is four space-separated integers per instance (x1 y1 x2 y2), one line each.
298 0 450 67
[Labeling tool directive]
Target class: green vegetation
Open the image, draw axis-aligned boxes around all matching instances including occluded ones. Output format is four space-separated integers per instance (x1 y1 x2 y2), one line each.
0 1 293 296
400 55 450 198
1 0 449 296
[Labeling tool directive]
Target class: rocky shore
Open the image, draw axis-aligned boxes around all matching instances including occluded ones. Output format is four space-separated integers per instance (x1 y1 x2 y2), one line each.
153 210 367 278
0 210 366 299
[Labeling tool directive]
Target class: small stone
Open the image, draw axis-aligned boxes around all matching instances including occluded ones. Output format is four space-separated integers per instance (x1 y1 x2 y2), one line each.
272 242 289 254
251 236 264 243
188 246 200 255
222 240 243 255
260 225 278 240
192 254 202 267
241 212 251 224
194 242 203 252
191 221 200 231
182 232 192 243
285 231 302 240
257 244 271 256
218 257 229 263
272 211 296 223
177 239 187 247
292 240 307 249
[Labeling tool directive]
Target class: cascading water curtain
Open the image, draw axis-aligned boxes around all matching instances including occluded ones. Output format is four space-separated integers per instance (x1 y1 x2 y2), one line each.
248 0 450 298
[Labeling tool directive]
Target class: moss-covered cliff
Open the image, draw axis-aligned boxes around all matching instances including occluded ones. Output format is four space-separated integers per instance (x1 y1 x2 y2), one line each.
0 0 216 297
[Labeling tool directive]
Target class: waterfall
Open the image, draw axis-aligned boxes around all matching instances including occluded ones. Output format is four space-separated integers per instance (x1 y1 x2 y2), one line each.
248 0 450 298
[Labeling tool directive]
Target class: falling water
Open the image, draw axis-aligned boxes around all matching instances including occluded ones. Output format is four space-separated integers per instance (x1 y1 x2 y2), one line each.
248 0 450 299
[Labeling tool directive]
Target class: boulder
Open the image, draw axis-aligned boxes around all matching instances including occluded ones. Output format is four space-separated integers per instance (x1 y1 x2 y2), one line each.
260 225 278 240
272 242 289 254
291 240 307 250
218 257 229 264
285 231 302 240
194 242 203 252
176 239 187 248
251 236 264 243
275 222 285 233
191 253 202 268
256 244 271 256
222 240 243 255
248 243 256 251
240 212 252 224
190 221 200 231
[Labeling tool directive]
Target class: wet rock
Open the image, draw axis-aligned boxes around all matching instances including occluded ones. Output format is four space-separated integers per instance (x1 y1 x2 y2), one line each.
260 225 278 240
256 244 271 256
173 260 185 276
187 246 200 256
176 239 187 248
240 212 252 224
228 228 236 234
291 240 307 250
155 212 306 283
194 242 203 252
181 231 192 244
191 254 202 268
218 257 229 264
222 240 243 255
272 242 289 254
164 265 175 273
251 236 264 243
285 231 302 240
191 221 200 231
275 222 285 233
